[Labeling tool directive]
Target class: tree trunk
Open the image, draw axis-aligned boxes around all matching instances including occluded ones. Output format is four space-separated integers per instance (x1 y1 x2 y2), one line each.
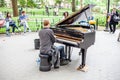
11 0 18 17
80 0 83 8
72 0 76 12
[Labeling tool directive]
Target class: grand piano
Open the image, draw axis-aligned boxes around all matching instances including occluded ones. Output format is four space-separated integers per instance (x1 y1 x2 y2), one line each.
51 4 96 70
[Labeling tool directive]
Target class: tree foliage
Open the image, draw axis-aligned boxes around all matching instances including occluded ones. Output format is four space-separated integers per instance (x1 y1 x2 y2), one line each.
27 0 36 8
18 0 36 8
0 0 6 7
18 0 26 7
55 0 61 4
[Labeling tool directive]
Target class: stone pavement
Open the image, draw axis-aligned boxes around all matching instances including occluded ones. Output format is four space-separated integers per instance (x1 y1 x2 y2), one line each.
0 30 120 80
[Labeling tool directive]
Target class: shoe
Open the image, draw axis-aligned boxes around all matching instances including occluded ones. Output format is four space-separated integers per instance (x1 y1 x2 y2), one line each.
6 33 10 37
54 66 59 69
28 30 31 32
60 59 69 66
54 62 59 69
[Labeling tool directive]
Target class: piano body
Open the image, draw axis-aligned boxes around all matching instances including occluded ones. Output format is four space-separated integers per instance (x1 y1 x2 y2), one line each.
51 4 96 70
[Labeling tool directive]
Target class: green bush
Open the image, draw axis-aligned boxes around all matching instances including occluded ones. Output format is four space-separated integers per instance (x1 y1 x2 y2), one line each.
94 13 106 26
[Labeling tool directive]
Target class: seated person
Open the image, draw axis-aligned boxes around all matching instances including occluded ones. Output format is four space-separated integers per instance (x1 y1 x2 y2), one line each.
5 12 20 35
19 11 31 33
0 12 6 28
38 19 69 69
62 11 69 19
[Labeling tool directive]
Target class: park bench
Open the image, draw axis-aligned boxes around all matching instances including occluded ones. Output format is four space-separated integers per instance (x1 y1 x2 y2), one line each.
0 19 6 28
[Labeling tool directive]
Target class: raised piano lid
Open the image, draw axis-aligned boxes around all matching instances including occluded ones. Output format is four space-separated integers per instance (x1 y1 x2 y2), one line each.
55 4 95 26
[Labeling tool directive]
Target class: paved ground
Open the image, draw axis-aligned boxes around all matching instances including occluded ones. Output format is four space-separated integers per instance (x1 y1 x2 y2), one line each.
0 30 120 80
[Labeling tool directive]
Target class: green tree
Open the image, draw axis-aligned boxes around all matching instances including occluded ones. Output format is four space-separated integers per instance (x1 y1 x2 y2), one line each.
39 0 45 8
18 0 26 7
0 0 6 7
55 0 62 7
114 0 120 3
55 0 61 4
27 0 36 8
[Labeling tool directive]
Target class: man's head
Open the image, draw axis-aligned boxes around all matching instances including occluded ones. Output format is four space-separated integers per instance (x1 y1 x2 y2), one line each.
112 8 117 13
21 11 26 15
43 19 50 28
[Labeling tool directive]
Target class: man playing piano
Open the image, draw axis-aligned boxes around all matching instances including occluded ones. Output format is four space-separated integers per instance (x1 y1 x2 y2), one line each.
38 19 69 69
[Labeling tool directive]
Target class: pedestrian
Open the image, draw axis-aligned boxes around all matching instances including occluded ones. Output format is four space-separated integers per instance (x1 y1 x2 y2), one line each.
53 6 59 16
45 5 49 16
108 8 119 33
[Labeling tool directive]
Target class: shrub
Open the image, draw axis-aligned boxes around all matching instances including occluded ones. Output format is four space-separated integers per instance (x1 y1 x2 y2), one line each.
94 13 106 26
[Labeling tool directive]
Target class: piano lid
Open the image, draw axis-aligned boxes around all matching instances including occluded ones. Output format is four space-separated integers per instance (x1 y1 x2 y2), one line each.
56 4 95 26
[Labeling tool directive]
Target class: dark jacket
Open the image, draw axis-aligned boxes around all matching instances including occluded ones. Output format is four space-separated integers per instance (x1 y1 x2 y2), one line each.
39 28 55 54
110 11 119 25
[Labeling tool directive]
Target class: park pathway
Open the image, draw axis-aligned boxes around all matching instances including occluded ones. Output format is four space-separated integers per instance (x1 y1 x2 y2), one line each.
0 30 120 80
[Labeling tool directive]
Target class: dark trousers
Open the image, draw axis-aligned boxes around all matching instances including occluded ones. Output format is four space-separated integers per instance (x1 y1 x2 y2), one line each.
9 23 18 33
109 23 116 33
56 46 66 60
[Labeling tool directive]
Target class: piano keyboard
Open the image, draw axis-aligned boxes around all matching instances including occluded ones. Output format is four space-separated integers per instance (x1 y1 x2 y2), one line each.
55 34 82 47
56 38 78 46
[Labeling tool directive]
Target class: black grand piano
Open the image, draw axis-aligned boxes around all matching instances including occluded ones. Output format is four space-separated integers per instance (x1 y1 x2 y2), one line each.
51 4 96 70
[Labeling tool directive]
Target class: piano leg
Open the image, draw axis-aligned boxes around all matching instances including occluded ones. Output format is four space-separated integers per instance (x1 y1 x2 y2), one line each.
65 45 72 62
81 48 87 67
65 45 68 59
68 46 71 62
77 48 87 71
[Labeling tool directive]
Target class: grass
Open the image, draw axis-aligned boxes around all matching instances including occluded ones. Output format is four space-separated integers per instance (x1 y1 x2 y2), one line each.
0 16 62 33
0 7 72 33
1 7 113 33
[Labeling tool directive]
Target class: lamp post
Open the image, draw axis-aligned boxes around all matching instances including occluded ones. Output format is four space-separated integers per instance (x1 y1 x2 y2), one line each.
104 0 110 31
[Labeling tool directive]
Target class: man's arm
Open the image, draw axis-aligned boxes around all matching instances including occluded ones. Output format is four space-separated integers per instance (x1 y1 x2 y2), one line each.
49 30 56 44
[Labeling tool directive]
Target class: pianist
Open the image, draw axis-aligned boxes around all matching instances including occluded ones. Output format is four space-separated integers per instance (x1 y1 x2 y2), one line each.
38 19 69 68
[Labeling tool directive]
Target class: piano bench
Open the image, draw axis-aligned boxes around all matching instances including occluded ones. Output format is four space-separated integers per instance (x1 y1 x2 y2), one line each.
39 54 51 72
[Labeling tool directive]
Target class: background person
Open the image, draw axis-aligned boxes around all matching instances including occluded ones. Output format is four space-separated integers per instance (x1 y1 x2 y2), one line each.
19 11 31 33
62 11 69 19
0 12 6 28
108 8 119 33
5 12 20 35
